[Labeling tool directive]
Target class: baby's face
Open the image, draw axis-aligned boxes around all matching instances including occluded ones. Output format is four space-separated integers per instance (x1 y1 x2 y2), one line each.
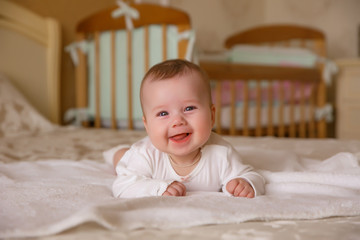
142 71 215 161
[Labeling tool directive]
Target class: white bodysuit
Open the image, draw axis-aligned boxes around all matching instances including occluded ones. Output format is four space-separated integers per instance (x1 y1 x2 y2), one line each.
107 132 265 198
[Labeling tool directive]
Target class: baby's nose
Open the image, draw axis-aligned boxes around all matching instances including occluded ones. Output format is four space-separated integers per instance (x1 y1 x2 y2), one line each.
172 113 186 127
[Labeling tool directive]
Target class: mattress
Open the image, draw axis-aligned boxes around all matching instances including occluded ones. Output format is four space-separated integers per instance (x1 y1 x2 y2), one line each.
1 127 360 239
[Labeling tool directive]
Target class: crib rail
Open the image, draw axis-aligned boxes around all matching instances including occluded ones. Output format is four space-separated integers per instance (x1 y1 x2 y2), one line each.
200 61 326 138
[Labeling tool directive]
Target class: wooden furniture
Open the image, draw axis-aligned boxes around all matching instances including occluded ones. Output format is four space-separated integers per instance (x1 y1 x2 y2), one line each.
0 0 61 123
201 24 328 138
335 58 360 139
75 2 191 129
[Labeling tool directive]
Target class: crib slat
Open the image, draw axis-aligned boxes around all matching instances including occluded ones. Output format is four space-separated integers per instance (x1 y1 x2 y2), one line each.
267 81 274 136
215 81 222 134
278 81 285 137
243 81 249 136
111 31 117 129
127 30 133 130
75 33 89 127
299 82 306 137
177 25 190 59
317 63 327 138
94 31 101 128
308 84 316 138
255 80 262 136
230 81 236 135
144 26 149 72
162 24 167 60
289 81 296 137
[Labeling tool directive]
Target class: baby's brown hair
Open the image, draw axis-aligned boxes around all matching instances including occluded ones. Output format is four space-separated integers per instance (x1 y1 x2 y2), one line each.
140 59 212 112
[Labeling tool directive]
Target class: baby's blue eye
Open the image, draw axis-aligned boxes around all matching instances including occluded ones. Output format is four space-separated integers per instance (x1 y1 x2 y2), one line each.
185 106 196 111
158 111 168 117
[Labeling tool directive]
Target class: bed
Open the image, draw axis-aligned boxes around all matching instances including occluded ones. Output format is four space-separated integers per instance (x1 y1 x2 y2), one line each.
1 1 360 240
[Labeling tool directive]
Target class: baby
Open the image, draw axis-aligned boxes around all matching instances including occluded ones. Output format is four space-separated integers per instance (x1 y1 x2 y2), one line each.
104 59 265 198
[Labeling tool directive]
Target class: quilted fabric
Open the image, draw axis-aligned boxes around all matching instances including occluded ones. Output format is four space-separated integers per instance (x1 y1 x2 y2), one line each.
0 74 55 137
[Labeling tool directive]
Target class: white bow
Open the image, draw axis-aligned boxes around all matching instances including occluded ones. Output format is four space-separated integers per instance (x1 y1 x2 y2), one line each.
176 29 196 61
315 103 333 122
64 108 89 126
64 40 89 66
111 0 140 30
317 57 338 86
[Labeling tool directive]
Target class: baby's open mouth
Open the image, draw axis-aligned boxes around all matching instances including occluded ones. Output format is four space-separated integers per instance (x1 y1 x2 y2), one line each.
170 133 191 142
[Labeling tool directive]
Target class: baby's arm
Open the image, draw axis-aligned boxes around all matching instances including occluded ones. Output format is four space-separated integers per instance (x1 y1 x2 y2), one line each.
113 148 130 168
113 162 174 198
112 148 185 197
103 145 130 169
226 178 255 198
162 181 186 196
222 145 265 197
112 147 178 198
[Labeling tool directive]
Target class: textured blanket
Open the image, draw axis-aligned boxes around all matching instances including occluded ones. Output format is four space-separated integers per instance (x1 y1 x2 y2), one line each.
1 149 360 238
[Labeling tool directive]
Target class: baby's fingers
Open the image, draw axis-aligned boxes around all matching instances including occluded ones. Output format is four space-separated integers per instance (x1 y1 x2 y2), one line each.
233 184 245 197
245 191 255 198
171 181 186 196
225 179 238 194
235 184 254 198
163 181 186 196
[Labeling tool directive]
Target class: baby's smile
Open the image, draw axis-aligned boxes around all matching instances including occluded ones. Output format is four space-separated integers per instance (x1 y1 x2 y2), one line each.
169 133 191 143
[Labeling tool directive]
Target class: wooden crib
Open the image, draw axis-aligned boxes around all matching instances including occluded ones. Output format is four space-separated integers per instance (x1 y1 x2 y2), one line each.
72 5 331 138
73 2 192 129
200 24 330 138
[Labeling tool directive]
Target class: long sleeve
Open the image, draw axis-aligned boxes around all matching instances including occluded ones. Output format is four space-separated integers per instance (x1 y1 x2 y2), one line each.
113 161 171 198
111 139 173 198
221 144 265 196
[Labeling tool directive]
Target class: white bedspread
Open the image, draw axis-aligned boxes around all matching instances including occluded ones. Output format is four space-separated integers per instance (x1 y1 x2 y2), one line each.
1 144 360 239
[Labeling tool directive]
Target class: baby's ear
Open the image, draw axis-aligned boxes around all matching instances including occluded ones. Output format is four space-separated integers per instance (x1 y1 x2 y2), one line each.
211 104 216 126
142 116 148 131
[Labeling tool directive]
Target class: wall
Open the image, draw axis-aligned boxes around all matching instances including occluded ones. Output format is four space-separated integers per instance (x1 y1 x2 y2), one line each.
153 0 360 58
161 0 266 52
263 0 360 58
11 0 360 123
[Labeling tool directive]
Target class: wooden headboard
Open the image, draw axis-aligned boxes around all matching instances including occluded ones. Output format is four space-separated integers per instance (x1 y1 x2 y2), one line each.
0 0 61 124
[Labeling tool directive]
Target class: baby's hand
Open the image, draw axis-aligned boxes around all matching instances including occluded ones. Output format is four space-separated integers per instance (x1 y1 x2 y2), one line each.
226 178 255 198
162 181 186 197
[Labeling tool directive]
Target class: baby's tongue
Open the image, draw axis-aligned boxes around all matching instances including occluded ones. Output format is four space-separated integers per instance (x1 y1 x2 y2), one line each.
171 133 188 141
